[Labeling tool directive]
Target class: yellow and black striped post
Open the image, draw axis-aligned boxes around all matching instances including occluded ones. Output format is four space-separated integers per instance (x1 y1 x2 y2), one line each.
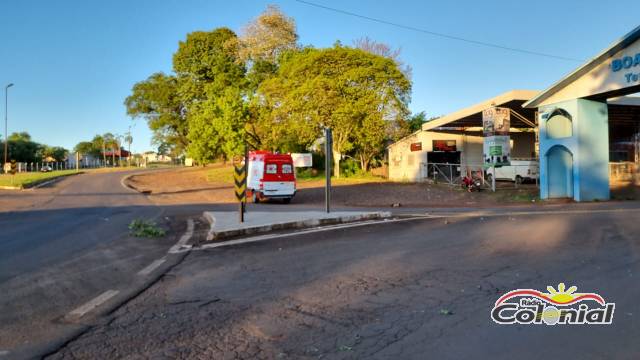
234 164 246 203
234 164 247 222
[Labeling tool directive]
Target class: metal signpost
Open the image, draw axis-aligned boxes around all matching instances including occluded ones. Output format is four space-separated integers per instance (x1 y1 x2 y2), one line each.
324 128 332 213
9 160 16 186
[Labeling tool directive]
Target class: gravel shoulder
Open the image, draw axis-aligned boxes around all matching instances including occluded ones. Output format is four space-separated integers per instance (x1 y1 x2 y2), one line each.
124 165 546 208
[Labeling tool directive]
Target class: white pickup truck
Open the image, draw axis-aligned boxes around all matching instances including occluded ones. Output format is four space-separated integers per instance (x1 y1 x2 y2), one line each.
485 160 539 184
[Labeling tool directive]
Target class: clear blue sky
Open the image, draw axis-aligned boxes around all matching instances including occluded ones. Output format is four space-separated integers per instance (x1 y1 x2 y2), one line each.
0 0 637 153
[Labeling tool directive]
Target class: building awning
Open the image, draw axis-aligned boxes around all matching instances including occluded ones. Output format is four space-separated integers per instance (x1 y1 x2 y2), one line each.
422 90 539 131
524 25 640 108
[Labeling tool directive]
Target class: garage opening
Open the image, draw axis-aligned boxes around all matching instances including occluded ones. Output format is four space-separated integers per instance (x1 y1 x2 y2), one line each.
608 96 640 199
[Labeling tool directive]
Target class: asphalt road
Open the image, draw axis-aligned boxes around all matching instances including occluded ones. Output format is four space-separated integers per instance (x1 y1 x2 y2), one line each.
0 170 198 359
45 203 640 359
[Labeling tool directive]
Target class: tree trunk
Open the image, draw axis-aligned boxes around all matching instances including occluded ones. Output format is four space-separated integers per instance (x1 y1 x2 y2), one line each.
102 144 106 166
359 154 366 172
332 150 341 179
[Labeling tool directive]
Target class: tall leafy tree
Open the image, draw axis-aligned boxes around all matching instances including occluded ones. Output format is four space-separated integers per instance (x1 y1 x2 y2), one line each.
172 27 247 164
74 141 101 158
259 45 411 177
92 135 107 165
6 132 40 163
125 73 187 152
237 5 299 64
41 146 68 162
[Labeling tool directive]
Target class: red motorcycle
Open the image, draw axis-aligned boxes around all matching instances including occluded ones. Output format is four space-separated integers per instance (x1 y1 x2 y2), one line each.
462 172 484 192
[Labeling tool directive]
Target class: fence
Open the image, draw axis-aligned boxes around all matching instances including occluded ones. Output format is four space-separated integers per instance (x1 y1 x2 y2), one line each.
424 162 540 190
610 162 639 184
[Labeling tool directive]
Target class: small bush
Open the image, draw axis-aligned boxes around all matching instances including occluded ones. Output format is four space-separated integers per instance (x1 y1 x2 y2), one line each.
340 158 362 177
128 219 166 237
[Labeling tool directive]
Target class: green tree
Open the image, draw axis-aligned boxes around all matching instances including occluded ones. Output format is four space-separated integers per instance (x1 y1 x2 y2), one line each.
125 73 188 152
408 111 427 132
92 135 107 165
41 146 68 162
74 141 100 158
173 27 245 101
172 27 247 164
8 132 32 142
258 46 411 177
7 132 40 163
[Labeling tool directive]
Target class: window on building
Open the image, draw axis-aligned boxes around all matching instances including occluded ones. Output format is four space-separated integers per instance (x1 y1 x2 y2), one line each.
433 140 457 152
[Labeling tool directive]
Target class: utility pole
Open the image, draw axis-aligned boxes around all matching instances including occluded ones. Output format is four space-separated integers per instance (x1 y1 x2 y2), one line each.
4 83 14 172
324 128 332 213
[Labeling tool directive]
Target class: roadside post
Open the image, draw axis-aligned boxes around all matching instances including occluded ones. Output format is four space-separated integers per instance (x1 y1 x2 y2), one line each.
9 159 17 186
234 152 247 223
324 128 332 213
76 152 80 173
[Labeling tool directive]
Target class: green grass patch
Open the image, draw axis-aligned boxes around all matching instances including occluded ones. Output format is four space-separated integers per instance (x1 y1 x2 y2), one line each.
206 166 235 183
128 219 166 237
0 170 79 188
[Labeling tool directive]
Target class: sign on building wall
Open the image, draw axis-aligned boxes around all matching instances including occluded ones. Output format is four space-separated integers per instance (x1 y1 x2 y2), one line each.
433 140 456 152
483 107 511 167
483 136 511 167
291 153 312 167
410 142 422 152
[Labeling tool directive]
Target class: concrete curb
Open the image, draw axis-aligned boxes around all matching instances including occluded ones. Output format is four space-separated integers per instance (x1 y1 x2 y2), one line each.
204 211 392 241
120 173 142 193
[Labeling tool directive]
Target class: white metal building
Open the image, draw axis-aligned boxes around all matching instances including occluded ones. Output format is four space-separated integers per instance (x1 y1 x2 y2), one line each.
388 90 538 181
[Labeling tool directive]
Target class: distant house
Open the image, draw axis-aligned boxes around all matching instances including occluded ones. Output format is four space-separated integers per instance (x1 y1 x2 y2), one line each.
103 149 131 159
68 154 101 168
143 152 172 163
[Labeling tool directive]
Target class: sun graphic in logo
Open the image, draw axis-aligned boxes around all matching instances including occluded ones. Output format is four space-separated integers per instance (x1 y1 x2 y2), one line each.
495 282 607 307
544 283 579 304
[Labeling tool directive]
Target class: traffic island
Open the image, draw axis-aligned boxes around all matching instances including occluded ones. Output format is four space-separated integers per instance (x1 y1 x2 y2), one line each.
203 210 392 241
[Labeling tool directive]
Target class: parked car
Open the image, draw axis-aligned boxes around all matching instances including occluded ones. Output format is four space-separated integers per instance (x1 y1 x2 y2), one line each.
246 151 296 203
40 165 53 172
485 160 539 184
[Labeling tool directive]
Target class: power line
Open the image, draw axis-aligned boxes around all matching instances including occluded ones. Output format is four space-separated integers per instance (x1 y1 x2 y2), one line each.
293 0 582 62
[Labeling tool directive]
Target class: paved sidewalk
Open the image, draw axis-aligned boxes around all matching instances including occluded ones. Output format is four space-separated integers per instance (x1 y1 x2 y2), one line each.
204 210 391 240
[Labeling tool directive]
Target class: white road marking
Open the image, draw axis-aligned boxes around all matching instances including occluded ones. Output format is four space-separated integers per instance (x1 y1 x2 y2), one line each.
193 216 436 251
69 290 119 317
169 219 195 254
137 258 166 276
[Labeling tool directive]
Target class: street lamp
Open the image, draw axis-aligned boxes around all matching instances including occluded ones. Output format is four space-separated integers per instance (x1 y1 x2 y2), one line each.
4 83 14 171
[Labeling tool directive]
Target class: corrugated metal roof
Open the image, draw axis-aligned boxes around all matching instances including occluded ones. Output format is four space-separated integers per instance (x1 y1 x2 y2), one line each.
421 90 539 131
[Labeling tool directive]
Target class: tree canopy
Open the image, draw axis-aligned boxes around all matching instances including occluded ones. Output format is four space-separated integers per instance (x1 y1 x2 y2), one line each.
1 132 68 163
124 5 417 172
258 45 411 175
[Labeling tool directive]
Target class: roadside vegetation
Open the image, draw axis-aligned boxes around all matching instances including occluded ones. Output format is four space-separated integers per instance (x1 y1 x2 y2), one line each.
128 219 166 237
0 132 68 163
124 5 433 178
0 170 79 188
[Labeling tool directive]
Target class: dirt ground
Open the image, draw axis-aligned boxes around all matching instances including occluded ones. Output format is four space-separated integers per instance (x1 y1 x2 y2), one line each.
125 165 547 208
